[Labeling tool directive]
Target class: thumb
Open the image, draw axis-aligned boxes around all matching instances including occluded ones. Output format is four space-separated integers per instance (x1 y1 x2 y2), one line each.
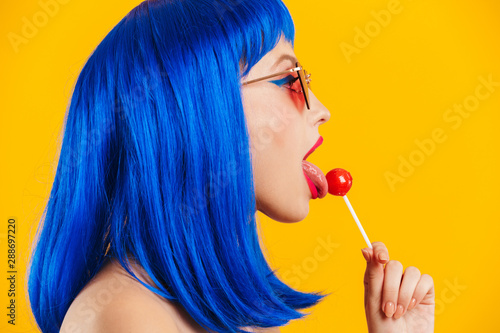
361 247 386 308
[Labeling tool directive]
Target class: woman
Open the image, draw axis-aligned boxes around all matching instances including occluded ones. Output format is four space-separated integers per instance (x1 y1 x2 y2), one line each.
27 0 435 332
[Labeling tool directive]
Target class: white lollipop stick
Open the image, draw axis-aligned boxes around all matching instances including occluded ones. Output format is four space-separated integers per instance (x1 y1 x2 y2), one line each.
343 195 372 249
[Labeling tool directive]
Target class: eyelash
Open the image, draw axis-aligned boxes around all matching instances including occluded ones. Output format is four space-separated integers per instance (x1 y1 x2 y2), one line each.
270 74 300 91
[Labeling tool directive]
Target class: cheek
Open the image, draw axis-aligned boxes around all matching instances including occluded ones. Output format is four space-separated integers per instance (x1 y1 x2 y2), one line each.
243 88 302 153
242 89 310 220
243 91 305 195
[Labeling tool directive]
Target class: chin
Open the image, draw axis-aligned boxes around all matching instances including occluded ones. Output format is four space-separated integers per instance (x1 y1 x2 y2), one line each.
257 198 310 223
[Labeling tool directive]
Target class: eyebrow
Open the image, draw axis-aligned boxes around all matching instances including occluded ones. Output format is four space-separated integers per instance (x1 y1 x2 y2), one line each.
271 54 298 71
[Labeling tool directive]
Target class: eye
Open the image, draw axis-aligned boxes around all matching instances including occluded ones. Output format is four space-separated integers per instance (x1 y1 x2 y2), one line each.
270 74 300 91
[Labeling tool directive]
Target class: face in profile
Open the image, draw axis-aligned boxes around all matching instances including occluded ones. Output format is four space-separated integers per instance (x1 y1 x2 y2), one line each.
241 36 331 223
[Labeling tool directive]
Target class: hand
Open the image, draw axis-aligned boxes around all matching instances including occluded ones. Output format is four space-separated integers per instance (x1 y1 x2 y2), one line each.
361 242 435 333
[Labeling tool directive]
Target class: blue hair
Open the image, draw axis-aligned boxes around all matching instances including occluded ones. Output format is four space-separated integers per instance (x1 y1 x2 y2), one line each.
27 0 330 332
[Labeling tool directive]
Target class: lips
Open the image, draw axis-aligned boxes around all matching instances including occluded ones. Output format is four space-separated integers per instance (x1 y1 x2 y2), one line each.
302 136 329 199
303 136 324 161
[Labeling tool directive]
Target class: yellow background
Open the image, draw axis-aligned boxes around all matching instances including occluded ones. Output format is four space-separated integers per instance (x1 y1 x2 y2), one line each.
1 0 499 331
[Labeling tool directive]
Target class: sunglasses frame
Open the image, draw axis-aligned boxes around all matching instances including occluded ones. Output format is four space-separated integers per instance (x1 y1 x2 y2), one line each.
241 61 311 109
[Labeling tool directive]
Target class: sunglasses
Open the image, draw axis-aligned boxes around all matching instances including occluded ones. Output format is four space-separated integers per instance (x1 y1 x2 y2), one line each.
241 61 312 109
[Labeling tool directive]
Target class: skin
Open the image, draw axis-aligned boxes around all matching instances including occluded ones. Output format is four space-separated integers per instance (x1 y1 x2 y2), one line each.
243 36 435 332
361 243 435 332
240 35 331 223
61 258 279 333
62 35 435 333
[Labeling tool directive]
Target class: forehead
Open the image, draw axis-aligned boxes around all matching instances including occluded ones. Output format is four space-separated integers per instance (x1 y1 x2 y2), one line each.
246 38 296 79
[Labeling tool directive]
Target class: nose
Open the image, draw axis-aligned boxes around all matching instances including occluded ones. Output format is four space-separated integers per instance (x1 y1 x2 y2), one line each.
308 90 331 127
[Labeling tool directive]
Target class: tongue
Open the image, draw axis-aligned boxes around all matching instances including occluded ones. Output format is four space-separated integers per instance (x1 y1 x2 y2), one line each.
302 160 329 199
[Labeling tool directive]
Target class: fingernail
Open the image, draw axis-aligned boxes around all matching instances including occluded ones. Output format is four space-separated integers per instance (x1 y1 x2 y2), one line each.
378 253 388 262
361 249 370 262
393 304 405 319
408 298 417 311
384 301 395 317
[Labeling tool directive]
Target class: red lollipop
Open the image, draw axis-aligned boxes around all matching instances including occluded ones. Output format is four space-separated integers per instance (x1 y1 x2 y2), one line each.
325 168 372 249
326 168 352 196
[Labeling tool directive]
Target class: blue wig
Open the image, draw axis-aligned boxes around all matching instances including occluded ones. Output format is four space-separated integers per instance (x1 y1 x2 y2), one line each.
27 0 330 332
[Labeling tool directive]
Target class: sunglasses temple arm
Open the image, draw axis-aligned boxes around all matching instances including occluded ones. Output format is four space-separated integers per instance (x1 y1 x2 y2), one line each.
242 67 301 85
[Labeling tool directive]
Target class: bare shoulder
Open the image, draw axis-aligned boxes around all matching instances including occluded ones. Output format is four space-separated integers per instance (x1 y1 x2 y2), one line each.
61 258 282 333
250 327 281 333
61 289 180 333
88 298 180 333
244 326 281 333
60 260 180 333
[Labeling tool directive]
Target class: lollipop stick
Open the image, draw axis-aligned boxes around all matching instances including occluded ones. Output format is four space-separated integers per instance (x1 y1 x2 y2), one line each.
343 195 372 249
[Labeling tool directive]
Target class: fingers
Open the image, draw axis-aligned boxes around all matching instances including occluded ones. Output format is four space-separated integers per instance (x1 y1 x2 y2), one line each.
381 263 433 318
392 266 420 319
366 242 389 264
361 241 389 264
408 274 435 310
382 260 404 318
361 242 434 321
370 241 390 264
362 242 389 306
